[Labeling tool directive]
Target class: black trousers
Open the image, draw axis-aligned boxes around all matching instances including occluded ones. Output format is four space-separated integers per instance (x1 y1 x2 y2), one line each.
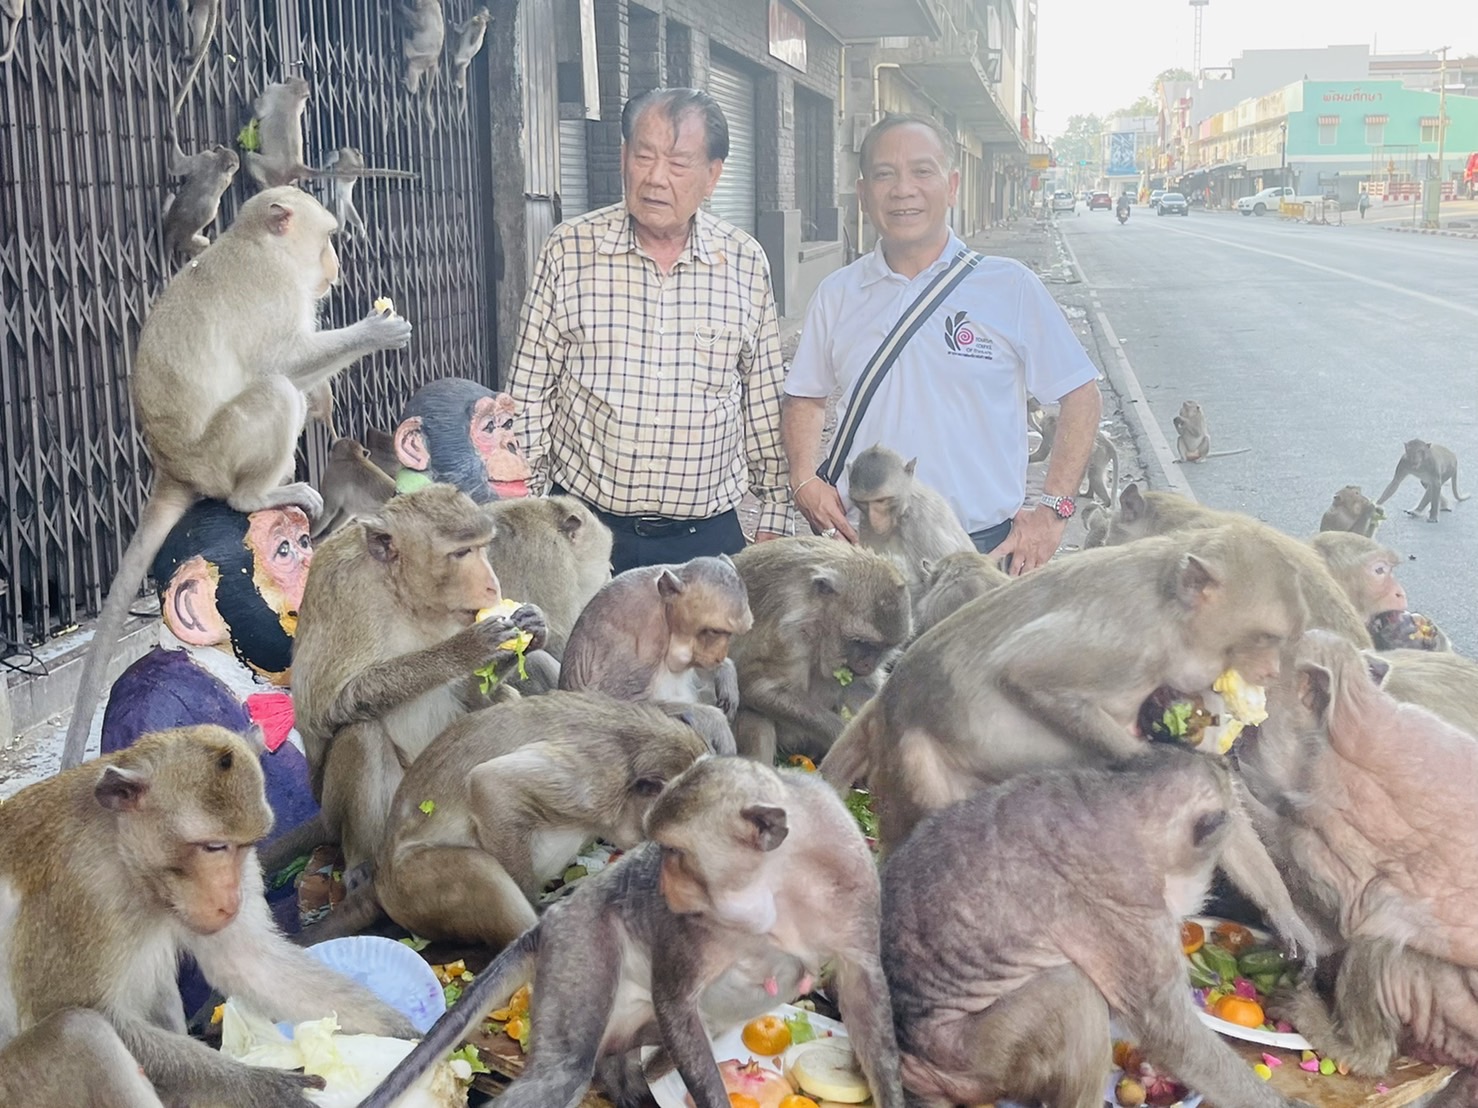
551 486 746 575
969 518 1013 556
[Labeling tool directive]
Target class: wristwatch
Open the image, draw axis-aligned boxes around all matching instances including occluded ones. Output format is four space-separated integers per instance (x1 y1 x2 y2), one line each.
1038 493 1077 520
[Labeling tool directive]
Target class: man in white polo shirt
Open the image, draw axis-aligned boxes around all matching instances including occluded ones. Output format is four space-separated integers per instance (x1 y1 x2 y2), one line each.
781 113 1102 575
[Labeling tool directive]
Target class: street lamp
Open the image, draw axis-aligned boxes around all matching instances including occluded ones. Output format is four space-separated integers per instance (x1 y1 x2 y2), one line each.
1279 120 1287 190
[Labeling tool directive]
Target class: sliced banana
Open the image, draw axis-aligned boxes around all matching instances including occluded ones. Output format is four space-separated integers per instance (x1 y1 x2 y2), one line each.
786 1041 870 1104
476 598 532 651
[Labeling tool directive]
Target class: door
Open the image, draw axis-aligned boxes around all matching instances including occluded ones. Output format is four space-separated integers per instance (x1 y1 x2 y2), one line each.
706 58 757 236
559 118 591 219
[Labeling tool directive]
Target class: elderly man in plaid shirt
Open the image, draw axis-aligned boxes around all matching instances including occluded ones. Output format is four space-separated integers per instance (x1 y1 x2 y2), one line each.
508 88 791 574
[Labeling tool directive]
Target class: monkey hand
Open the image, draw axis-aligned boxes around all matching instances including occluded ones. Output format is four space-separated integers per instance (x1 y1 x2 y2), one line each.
714 659 741 720
508 603 549 654
356 306 414 351
227 1064 327 1107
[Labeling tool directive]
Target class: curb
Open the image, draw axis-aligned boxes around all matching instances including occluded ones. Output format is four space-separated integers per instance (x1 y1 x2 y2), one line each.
1383 226 1478 240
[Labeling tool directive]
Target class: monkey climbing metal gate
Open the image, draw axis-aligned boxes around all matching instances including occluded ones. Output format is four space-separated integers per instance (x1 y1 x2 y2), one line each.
0 0 499 653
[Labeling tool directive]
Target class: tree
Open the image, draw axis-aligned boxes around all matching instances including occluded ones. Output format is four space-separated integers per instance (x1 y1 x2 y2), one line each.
1045 113 1103 173
1110 95 1157 119
1154 67 1193 88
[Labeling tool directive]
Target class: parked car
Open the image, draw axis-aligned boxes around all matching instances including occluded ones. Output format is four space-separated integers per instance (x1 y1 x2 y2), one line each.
1149 189 1166 209
1088 190 1113 210
1050 190 1076 213
1157 192 1189 216
1236 186 1295 216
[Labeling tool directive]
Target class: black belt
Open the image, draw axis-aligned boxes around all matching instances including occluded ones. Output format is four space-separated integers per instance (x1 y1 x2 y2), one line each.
550 485 731 538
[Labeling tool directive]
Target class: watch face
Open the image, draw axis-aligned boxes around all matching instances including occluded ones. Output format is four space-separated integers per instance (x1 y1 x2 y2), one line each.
1054 496 1076 519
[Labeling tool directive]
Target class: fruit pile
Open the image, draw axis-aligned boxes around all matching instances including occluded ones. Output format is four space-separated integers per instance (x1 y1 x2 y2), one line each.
1182 921 1297 1034
1112 1041 1190 1107
706 1013 873 1107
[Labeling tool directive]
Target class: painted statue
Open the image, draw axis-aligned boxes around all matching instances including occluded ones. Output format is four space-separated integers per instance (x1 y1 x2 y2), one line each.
392 376 532 501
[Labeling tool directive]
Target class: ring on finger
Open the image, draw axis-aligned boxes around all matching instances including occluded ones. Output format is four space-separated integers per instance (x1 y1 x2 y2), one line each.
822 527 839 538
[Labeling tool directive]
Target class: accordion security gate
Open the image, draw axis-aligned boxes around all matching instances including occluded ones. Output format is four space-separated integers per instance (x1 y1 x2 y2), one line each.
0 0 499 655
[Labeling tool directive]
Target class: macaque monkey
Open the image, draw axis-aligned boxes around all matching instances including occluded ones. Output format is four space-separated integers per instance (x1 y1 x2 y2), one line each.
322 145 417 240
312 437 394 539
161 139 239 258
560 556 752 719
1319 484 1380 536
304 693 709 949
729 537 911 766
0 0 24 64
847 444 973 592
62 187 413 768
1081 500 1111 548
1382 649 1478 735
243 77 315 189
0 725 415 1106
911 550 1011 638
364 426 400 477
483 495 614 659
305 380 336 437
1173 399 1210 462
1030 412 1121 506
885 747 1308 1108
1 1009 167 1107
170 0 220 118
402 0 446 93
451 6 491 89
1376 438 1469 523
1095 482 1239 546
1307 532 1407 621
357 757 906 1108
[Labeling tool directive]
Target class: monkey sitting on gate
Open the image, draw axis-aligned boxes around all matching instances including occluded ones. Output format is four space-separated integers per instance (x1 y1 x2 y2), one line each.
1376 438 1469 523
728 536 911 766
560 556 752 721
292 484 554 880
883 746 1308 1108
846 444 974 593
301 692 710 951
312 437 395 539
0 725 415 1107
356 756 905 1108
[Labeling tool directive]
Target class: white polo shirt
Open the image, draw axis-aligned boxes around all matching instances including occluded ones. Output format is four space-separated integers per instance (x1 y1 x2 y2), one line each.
785 233 1099 534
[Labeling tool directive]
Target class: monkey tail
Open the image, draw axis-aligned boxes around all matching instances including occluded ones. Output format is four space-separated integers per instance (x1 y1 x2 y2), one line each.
168 7 217 121
820 698 881 792
359 926 541 1108
61 481 198 768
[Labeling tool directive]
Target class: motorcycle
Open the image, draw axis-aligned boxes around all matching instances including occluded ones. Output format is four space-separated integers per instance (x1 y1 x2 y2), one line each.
1116 204 1130 225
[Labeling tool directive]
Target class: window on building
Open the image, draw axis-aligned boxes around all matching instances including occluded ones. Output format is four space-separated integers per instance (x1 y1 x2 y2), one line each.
793 87 835 242
1421 119 1441 143
1318 119 1338 146
1365 115 1387 147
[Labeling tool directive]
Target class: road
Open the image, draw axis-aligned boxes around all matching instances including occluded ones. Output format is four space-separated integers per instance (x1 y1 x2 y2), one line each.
1058 206 1478 653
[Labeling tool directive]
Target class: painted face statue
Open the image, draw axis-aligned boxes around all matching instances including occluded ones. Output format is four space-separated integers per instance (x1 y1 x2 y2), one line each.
152 499 314 686
392 377 532 501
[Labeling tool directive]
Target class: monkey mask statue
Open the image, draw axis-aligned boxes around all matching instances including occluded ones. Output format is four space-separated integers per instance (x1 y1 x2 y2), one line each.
392 376 531 501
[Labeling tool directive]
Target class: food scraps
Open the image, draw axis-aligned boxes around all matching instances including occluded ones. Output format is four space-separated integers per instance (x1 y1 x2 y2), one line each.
1185 921 1298 1036
487 983 532 1053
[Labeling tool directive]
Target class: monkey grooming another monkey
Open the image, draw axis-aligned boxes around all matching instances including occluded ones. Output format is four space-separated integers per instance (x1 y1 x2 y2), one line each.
243 77 315 189
293 485 553 878
911 550 1011 638
61 187 413 768
161 140 239 258
312 437 395 539
402 0 446 93
1376 438 1469 523
303 692 709 949
357 756 905 1108
560 556 752 720
1173 399 1211 462
0 725 415 1106
729 536 911 766
483 495 614 659
1319 484 1381 536
450 6 491 89
847 444 974 593
884 746 1308 1108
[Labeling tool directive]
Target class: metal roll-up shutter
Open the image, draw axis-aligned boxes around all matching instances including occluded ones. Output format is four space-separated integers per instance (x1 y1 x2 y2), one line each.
558 119 590 220
706 59 757 236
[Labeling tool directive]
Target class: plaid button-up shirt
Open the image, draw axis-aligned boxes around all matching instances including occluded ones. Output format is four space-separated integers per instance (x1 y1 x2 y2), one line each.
508 203 792 536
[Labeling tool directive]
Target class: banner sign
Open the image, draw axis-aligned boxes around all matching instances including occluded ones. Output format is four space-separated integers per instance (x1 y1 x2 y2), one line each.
1106 132 1138 176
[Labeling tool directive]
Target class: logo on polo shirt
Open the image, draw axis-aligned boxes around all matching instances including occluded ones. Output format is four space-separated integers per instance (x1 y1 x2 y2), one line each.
943 311 993 360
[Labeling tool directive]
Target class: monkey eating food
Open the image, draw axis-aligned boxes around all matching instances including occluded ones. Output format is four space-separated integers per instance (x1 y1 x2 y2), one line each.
883 746 1307 1108
1376 438 1469 523
1173 400 1210 462
356 756 905 1108
1308 531 1451 652
0 725 415 1106
62 186 413 769
242 77 315 189
1319 484 1382 537
560 555 752 721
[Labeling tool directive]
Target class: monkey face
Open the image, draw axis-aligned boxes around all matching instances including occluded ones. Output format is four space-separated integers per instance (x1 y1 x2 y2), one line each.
1360 557 1407 616
857 497 899 537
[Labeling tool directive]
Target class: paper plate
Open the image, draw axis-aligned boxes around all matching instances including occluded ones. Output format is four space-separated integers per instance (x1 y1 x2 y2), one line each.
299 935 447 1035
1188 916 1311 1052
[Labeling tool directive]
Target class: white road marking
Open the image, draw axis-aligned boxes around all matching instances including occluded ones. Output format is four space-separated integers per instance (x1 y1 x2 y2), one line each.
1160 224 1478 319
1057 230 1197 501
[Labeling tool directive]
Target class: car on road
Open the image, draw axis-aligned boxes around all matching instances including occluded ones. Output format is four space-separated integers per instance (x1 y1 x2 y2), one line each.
1157 192 1189 216
1149 189 1166 210
1237 186 1294 216
1050 190 1076 213
1088 190 1113 210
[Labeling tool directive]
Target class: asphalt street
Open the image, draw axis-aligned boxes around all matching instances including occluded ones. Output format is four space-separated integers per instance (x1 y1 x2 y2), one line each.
1057 206 1478 653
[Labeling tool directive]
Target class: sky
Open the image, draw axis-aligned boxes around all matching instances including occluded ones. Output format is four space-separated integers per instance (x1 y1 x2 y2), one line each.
1034 0 1475 139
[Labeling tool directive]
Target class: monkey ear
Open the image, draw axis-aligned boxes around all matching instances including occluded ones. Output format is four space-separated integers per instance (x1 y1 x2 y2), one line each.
1174 554 1220 609
811 570 840 596
1192 810 1227 847
95 766 150 812
740 803 789 852
1297 663 1334 723
632 775 668 798
266 201 295 237
363 523 397 565
1120 484 1145 520
904 457 919 477
558 512 583 538
1362 652 1393 688
656 570 685 598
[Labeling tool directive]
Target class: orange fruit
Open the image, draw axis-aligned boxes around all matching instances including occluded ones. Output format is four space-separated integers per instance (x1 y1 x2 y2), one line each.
741 1014 792 1055
1214 995 1266 1028
779 1097 820 1108
729 1096 761 1108
1211 921 1256 956
1181 921 1205 955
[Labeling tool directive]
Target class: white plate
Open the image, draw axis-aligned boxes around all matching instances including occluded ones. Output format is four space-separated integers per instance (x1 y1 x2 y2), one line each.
1187 916 1311 1052
300 934 447 1034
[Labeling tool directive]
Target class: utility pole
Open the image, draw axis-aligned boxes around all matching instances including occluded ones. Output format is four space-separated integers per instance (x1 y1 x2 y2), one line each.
1423 46 1449 228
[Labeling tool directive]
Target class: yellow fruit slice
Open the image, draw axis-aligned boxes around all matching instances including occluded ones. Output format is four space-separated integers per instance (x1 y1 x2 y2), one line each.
1213 668 1268 726
789 1042 869 1104
373 296 395 314
476 598 533 652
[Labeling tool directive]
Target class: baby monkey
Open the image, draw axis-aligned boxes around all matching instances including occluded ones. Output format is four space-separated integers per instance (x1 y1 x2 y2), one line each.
847 444 973 592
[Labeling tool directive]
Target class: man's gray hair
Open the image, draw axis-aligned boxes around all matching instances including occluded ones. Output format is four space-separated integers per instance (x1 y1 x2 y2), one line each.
622 88 730 163
859 113 957 174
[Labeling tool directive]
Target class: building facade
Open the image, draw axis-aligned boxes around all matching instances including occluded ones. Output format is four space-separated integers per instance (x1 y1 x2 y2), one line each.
1099 115 1157 196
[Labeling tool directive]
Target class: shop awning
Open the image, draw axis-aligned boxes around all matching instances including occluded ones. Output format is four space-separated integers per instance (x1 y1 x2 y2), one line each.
798 0 941 42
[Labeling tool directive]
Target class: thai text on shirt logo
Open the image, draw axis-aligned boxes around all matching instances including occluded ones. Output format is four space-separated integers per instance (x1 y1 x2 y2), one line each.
942 311 993 360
